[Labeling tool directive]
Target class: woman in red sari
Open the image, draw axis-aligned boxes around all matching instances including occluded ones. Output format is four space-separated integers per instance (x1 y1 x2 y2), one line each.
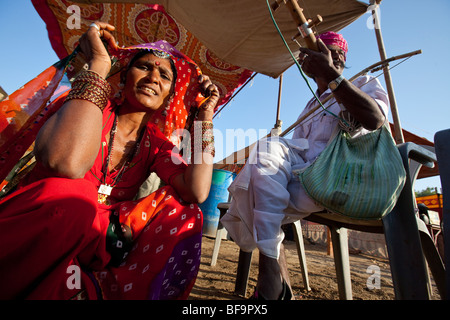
0 22 219 299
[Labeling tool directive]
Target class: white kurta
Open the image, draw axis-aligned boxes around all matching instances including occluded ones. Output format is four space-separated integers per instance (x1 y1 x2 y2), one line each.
221 75 389 259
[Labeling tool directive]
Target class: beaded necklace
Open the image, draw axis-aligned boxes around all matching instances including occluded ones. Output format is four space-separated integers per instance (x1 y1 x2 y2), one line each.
97 113 145 205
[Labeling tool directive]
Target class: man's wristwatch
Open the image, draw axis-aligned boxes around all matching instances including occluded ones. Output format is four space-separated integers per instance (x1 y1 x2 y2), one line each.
328 74 345 91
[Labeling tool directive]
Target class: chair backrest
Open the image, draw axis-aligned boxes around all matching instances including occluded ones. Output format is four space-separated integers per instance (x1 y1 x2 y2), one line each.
408 144 436 191
434 129 450 295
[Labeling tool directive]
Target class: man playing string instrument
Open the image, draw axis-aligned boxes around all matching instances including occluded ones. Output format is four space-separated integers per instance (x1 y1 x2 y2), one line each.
221 31 389 299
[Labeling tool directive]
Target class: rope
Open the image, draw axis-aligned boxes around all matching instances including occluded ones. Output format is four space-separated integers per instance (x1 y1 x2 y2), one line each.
280 57 413 137
213 72 258 119
265 0 343 122
265 0 416 137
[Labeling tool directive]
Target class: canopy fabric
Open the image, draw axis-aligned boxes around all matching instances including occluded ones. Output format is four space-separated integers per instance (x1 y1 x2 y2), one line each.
32 0 254 107
32 0 439 180
71 0 369 78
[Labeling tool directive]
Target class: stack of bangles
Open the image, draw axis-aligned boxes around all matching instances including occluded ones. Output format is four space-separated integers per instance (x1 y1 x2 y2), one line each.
65 70 112 111
190 121 215 158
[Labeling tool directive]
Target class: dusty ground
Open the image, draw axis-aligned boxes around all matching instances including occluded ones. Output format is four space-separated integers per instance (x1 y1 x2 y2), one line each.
189 235 440 300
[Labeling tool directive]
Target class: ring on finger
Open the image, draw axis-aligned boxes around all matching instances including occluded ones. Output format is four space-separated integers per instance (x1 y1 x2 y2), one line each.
89 23 101 37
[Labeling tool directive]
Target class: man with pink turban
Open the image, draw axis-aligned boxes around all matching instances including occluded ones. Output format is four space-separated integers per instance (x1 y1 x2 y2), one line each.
317 31 348 60
221 32 389 299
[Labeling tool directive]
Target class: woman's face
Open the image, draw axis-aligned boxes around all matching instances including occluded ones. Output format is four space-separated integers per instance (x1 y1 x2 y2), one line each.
122 53 175 112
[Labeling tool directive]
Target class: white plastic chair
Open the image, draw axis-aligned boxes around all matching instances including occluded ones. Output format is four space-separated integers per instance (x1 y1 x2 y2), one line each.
211 142 446 299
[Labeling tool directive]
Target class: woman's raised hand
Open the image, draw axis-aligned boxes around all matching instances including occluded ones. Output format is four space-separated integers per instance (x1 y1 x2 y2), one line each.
78 21 119 79
197 74 220 121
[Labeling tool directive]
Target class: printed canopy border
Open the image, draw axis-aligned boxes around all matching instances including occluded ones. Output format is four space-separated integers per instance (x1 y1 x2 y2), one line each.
32 0 254 108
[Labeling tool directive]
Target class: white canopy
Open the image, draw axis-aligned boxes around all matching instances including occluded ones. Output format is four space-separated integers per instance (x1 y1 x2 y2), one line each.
73 0 368 77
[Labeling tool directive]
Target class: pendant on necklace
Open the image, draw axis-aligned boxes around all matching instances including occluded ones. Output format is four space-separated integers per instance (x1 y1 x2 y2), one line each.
98 184 113 205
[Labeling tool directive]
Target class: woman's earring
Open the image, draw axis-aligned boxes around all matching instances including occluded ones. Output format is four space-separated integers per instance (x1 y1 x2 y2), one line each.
114 82 125 104
162 98 172 117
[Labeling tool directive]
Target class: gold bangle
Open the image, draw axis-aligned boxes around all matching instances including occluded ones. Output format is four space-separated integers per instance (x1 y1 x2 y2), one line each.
190 121 215 157
65 70 112 111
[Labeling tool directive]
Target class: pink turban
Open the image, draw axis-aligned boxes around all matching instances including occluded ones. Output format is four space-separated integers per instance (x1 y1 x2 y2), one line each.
318 31 348 60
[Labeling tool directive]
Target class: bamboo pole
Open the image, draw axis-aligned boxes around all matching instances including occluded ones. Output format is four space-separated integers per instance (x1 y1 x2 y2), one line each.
279 49 422 138
214 48 422 168
371 0 404 144
274 73 284 132
216 1 422 165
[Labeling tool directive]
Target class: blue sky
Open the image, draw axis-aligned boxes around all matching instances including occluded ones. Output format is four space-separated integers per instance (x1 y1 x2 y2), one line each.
1 0 449 192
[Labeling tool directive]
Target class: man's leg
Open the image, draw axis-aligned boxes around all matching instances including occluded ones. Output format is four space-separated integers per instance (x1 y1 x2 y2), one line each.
257 244 292 299
250 138 296 299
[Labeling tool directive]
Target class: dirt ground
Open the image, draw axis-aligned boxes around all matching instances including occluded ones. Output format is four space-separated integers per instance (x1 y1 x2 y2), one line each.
189 235 441 300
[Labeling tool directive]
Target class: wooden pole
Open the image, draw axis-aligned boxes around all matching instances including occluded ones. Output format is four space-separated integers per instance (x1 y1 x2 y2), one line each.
327 228 333 256
279 49 421 138
274 73 283 132
371 1 405 144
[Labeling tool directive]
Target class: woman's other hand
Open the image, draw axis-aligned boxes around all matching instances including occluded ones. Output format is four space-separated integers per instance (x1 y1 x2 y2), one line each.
196 74 220 121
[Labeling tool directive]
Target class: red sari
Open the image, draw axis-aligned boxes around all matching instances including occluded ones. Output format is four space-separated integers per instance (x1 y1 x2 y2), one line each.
0 102 203 300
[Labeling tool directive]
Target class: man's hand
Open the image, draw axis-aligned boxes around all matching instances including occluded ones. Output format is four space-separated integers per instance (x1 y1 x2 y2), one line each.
298 39 342 83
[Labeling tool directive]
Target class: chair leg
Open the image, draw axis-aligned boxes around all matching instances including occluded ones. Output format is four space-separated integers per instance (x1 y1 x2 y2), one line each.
417 218 446 298
329 226 353 300
292 221 311 292
211 204 230 266
383 143 436 299
382 206 430 299
210 221 227 267
235 250 253 296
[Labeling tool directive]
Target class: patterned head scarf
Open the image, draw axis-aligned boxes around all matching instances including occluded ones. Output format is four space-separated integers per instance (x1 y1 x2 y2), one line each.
108 40 205 141
317 31 348 60
0 40 204 186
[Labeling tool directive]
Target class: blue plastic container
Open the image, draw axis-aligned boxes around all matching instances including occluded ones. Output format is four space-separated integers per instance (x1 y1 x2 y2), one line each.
199 169 236 237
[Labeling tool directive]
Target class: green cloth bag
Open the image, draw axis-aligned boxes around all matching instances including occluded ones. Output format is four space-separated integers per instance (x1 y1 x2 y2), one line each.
297 123 406 220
